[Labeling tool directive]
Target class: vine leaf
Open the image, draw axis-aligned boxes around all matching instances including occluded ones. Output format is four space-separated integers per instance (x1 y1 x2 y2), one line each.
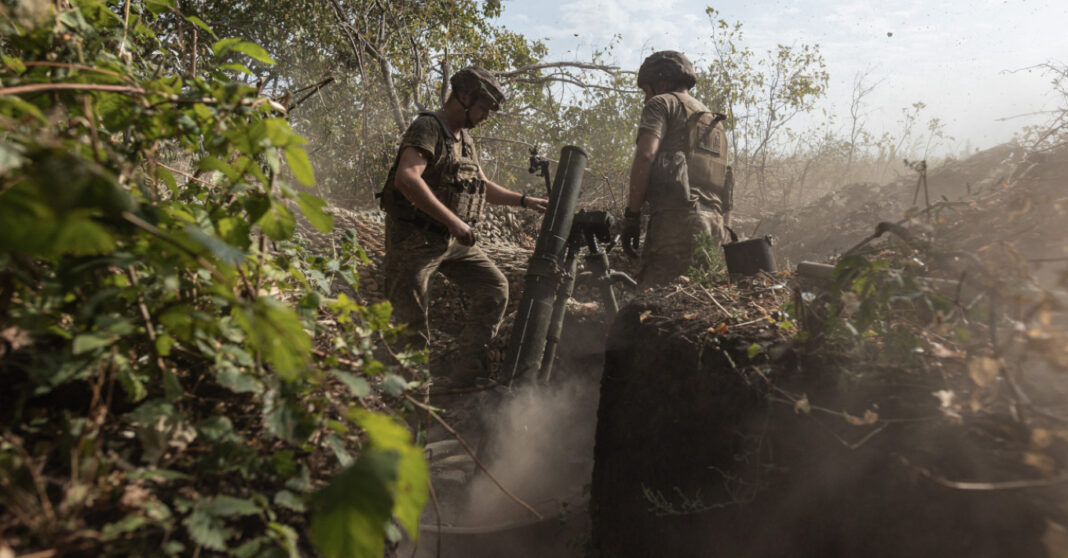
285 145 315 186
297 193 332 232
310 448 397 558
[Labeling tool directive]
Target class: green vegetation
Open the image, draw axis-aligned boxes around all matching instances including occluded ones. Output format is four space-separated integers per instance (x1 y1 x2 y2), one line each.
1 2 426 556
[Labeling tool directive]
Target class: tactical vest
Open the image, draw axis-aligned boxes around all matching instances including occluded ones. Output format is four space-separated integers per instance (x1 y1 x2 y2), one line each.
648 92 732 213
379 111 487 227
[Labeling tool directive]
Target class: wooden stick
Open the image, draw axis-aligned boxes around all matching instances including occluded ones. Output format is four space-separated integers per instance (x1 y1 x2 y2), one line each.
405 395 543 520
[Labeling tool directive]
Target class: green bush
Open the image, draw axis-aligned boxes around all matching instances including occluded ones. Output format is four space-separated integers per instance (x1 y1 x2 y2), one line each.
0 2 426 556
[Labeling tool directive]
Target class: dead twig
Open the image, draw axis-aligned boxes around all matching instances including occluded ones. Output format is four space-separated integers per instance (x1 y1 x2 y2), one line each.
404 395 543 521
897 454 1068 490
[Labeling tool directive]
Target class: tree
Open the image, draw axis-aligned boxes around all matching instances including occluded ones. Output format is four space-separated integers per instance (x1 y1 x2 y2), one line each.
704 8 829 207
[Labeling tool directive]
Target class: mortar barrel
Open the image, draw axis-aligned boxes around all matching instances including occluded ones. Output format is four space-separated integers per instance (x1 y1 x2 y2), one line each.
502 145 588 385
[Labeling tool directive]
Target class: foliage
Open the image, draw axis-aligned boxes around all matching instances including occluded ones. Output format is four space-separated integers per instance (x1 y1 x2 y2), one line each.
703 8 830 206
1016 60 1068 153
687 230 728 287
0 2 426 556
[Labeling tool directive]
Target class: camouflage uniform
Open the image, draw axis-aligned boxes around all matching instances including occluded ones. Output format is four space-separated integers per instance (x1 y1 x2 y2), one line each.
637 90 727 288
380 112 508 366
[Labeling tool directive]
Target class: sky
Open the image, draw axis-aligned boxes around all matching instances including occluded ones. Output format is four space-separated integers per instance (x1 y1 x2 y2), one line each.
495 0 1068 155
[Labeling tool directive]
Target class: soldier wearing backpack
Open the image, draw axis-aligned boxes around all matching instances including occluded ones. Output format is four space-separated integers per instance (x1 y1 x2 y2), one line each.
621 50 733 287
377 67 547 386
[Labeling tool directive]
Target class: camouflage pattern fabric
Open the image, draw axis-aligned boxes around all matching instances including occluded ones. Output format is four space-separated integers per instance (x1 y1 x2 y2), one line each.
638 208 725 289
379 111 485 225
383 215 508 380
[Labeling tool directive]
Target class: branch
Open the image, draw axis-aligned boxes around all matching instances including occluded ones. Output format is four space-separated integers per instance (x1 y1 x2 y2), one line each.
508 75 638 94
495 61 621 78
897 454 1068 490
155 162 215 188
0 83 146 96
404 394 544 521
286 76 336 112
325 0 406 131
19 61 136 83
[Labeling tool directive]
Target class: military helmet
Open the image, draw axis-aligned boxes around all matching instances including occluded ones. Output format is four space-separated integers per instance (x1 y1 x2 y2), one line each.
450 66 506 111
637 50 697 90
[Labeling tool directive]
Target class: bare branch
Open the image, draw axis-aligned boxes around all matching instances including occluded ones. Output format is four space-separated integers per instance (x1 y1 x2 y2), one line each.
495 61 621 78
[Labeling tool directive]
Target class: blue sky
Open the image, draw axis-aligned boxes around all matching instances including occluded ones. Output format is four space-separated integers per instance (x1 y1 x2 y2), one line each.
495 0 1068 154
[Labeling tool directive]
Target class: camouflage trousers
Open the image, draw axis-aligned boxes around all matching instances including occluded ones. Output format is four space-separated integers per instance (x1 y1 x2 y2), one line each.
638 208 725 289
383 215 509 358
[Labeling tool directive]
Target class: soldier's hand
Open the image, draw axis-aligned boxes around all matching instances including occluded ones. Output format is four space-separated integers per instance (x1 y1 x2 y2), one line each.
448 220 477 246
621 209 642 259
525 196 548 213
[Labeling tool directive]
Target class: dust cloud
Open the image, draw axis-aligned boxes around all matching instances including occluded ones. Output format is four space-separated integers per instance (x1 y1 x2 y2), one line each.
460 371 600 527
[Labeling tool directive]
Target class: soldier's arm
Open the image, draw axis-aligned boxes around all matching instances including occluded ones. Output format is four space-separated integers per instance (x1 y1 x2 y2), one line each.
394 147 474 243
626 130 660 213
481 169 548 213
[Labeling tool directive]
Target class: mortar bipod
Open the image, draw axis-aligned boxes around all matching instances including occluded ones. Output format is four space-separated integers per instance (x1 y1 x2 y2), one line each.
539 210 636 383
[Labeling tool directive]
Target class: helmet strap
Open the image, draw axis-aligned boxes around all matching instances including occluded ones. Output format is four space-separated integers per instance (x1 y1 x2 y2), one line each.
456 91 476 128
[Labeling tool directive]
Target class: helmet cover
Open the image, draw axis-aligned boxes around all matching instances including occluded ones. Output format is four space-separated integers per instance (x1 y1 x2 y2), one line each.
637 50 697 90
450 66 506 110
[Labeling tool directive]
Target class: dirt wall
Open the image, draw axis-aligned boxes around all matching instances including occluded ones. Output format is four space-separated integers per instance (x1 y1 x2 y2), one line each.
590 293 1053 558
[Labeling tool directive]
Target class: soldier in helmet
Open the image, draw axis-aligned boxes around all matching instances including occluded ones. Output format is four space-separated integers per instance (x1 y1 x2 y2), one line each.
621 50 732 288
378 66 547 386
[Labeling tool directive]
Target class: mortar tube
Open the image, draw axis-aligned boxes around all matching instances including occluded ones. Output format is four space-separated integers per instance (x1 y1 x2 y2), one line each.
502 145 588 385
539 248 579 383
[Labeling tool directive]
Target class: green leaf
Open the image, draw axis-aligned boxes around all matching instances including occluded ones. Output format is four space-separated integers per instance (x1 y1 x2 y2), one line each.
285 146 315 186
53 218 116 256
101 515 149 541
72 331 114 354
219 63 254 76
747 343 763 359
198 156 240 182
297 193 332 232
256 200 295 241
212 37 242 57
216 216 252 249
144 0 177 15
274 490 306 512
234 298 310 380
204 495 261 517
156 166 178 194
0 95 46 124
365 301 393 331
381 374 408 397
214 365 264 395
185 15 216 38
184 509 234 551
352 411 428 539
230 41 276 66
197 416 236 442
310 449 397 558
2 55 26 73
331 369 370 397
184 225 245 266
117 367 149 403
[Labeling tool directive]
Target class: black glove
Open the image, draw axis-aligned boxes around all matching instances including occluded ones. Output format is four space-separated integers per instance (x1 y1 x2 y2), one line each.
622 208 642 259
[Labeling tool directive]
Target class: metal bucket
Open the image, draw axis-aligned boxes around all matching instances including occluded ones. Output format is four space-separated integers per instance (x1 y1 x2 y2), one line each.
722 226 777 279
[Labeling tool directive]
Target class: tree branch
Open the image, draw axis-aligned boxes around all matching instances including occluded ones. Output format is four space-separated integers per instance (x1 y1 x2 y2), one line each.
496 61 621 78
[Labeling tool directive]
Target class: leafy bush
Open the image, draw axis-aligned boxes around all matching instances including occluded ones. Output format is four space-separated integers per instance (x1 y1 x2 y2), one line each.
0 2 426 556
